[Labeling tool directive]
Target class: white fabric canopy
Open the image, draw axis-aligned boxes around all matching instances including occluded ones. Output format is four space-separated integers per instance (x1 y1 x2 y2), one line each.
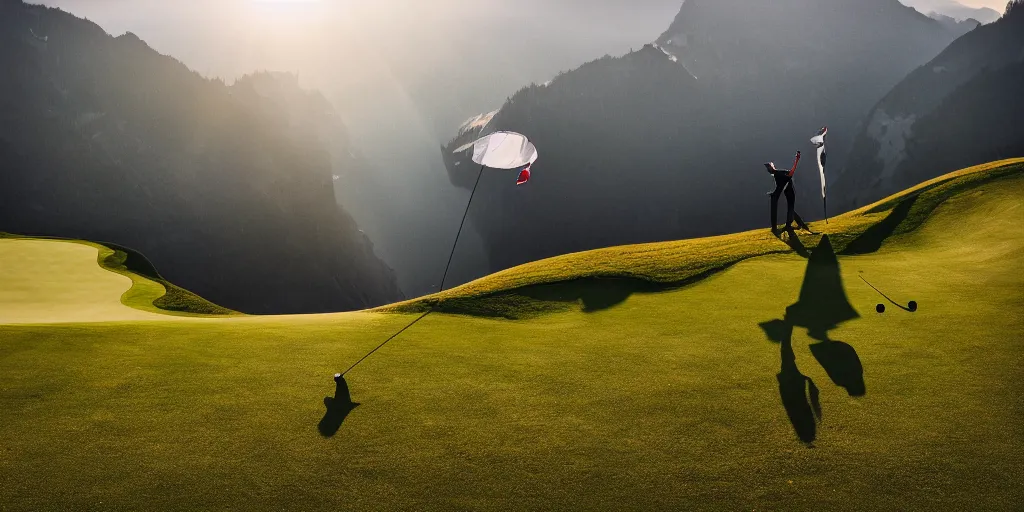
467 131 538 170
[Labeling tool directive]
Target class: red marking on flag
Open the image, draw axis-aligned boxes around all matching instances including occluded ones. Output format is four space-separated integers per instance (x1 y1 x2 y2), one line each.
516 166 531 185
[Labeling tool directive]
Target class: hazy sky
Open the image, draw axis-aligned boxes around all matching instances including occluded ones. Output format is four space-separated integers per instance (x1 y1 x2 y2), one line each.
35 0 680 80
959 0 1008 7
34 0 1009 88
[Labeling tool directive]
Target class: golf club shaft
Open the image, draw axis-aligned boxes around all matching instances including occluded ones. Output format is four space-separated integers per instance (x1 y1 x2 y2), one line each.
439 164 485 293
859 275 912 312
341 164 486 377
341 310 432 376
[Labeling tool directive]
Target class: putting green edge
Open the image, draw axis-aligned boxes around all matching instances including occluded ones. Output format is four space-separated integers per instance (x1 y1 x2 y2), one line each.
0 234 239 318
379 158 1024 319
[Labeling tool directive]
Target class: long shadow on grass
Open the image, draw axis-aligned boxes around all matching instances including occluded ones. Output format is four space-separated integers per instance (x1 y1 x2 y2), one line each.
422 167 1024 321
432 267 747 319
841 195 920 255
760 236 865 446
319 376 360 437
429 231 818 319
778 227 811 259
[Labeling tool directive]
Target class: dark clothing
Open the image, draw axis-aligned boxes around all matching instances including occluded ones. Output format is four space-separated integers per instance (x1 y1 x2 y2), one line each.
770 172 796 229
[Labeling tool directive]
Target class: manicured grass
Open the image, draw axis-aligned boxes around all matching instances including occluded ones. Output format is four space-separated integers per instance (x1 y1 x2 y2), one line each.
97 243 237 316
0 238 166 325
0 234 237 320
0 161 1022 510
380 158 1024 319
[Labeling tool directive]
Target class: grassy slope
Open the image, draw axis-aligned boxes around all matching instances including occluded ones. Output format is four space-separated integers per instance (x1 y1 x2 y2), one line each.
381 158 1024 318
0 161 1022 510
0 233 236 318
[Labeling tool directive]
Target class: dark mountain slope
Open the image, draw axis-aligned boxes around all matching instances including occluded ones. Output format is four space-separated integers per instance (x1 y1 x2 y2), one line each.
0 1 401 314
444 0 959 278
927 12 982 38
836 1 1024 209
446 46 711 269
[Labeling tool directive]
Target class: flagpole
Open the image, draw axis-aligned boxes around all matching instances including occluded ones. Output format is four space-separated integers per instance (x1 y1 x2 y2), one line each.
438 163 486 292
340 163 486 377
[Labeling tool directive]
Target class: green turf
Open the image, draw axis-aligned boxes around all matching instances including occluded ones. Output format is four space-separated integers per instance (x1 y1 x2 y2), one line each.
97 243 236 316
380 159 1024 319
0 161 1022 510
0 234 236 318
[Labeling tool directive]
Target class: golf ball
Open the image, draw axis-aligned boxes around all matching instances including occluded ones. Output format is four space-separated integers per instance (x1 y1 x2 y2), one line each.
876 304 886 313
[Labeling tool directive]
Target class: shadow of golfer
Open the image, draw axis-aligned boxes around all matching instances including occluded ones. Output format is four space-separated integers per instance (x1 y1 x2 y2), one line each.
777 227 811 259
761 319 821 444
760 235 865 444
318 375 360 438
810 340 865 397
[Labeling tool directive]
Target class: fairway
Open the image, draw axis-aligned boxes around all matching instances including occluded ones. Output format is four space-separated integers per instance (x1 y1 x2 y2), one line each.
1 165 1022 510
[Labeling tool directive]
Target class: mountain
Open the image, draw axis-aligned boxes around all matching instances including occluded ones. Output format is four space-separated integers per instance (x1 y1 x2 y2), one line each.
0 0 402 314
901 0 1003 23
443 0 961 279
835 0 1024 209
31 0 688 300
928 11 983 37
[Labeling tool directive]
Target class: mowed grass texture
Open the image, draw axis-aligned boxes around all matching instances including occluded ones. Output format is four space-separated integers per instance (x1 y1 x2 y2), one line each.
382 159 1024 319
0 234 237 322
1 162 1022 510
0 239 167 324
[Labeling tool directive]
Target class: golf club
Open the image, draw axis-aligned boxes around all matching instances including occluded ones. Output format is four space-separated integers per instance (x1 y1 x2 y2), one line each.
859 275 917 313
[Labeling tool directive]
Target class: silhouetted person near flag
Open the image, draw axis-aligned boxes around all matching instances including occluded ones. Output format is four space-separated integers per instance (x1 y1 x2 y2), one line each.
766 151 814 235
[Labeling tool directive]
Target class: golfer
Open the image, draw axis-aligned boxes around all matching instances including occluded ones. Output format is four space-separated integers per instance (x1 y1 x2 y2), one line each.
765 151 813 235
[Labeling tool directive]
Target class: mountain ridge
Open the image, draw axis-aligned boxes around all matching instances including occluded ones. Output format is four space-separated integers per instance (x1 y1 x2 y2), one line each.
836 0 1024 209
442 0 962 285
0 0 402 314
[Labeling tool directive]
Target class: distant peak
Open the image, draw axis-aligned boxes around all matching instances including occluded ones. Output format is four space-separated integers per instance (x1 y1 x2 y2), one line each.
115 31 153 50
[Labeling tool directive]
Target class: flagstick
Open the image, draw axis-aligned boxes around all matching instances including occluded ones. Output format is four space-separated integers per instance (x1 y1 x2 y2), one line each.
438 164 486 293
340 164 486 377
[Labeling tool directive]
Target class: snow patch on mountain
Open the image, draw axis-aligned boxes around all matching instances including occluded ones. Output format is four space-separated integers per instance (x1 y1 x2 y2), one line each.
458 109 499 136
866 109 917 181
651 43 679 63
